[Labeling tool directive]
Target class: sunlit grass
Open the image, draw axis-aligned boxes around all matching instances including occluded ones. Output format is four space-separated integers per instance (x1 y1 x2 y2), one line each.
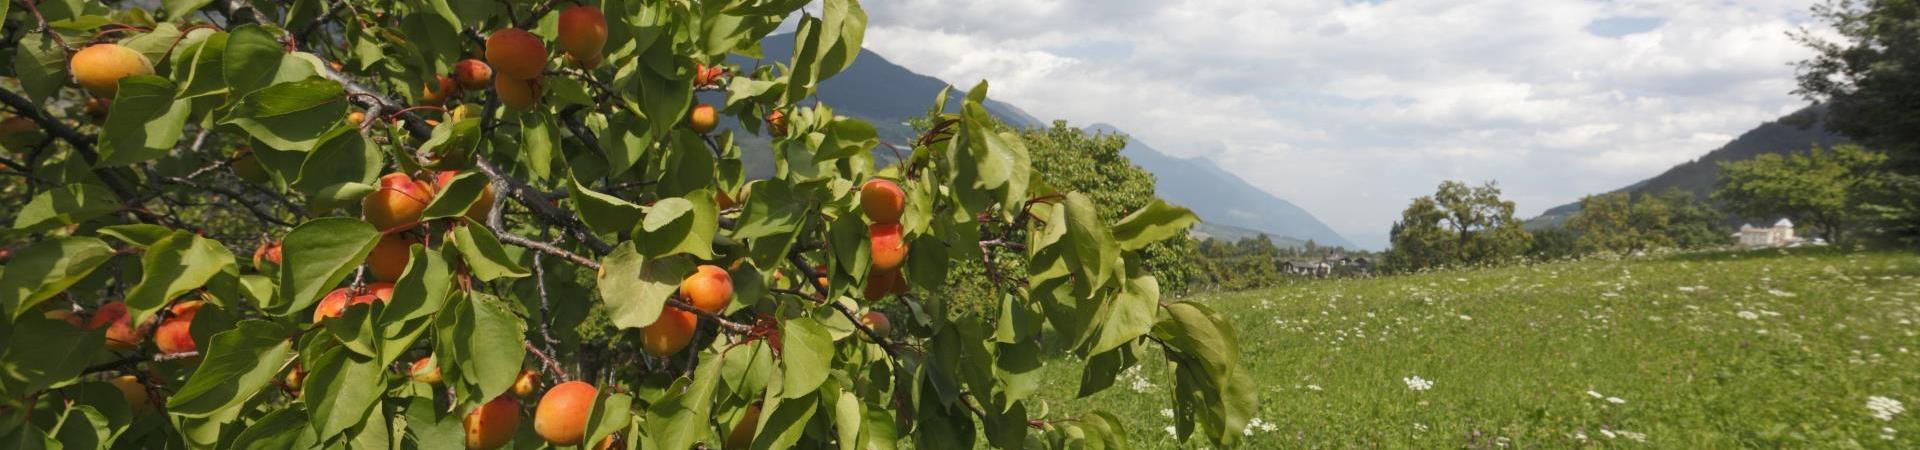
1032 247 1920 448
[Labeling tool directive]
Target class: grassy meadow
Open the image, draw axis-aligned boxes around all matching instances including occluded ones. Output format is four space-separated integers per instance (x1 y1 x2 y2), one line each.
1032 247 1920 448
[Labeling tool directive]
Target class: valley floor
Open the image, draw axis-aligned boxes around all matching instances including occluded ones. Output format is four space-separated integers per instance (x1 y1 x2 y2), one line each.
1033 247 1920 448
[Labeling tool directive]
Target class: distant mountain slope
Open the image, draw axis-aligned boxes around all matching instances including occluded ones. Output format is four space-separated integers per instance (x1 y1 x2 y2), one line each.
1190 222 1308 248
1092 124 1355 248
1530 106 1847 226
723 35 1351 247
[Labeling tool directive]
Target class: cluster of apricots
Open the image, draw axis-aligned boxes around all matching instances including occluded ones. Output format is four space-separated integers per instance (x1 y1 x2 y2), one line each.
856 179 910 337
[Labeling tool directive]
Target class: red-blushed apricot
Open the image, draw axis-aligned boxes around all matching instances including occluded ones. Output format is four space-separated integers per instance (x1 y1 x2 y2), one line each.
363 173 436 231
869 223 908 272
715 189 739 210
253 240 282 273
694 63 727 87
311 283 396 322
641 307 698 357
859 179 905 224
689 103 717 134
863 268 899 302
347 110 366 125
85 98 110 125
420 75 458 105
70 44 154 98
434 170 498 223
231 147 271 184
765 109 787 137
534 381 597 445
495 75 542 110
486 28 548 80
512 369 540 399
153 300 203 355
860 311 892 339
725 403 761 449
453 59 494 90
88 301 144 351
409 356 443 384
556 5 607 69
680 265 734 313
367 233 417 282
465 394 521 450
111 375 151 415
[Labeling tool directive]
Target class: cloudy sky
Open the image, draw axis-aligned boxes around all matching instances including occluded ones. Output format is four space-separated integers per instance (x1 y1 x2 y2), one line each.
839 0 1832 249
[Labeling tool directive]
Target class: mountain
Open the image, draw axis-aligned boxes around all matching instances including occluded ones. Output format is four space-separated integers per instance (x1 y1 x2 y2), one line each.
1190 222 1309 248
1530 106 1847 226
724 35 1352 247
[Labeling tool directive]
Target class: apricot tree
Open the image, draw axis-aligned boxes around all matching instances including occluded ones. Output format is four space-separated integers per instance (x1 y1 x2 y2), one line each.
0 1 1252 448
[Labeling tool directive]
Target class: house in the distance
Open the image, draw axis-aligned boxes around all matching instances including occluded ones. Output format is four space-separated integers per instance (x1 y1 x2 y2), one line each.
1734 219 1802 248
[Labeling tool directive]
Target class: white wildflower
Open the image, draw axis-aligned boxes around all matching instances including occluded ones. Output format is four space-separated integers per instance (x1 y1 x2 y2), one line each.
1413 423 1428 432
1617 430 1647 442
1305 384 1323 391
1459 314 1473 321
1587 390 1603 399
1767 289 1797 297
1737 311 1760 320
1600 429 1616 439
1607 397 1626 404
1165 425 1178 438
1403 375 1433 391
1160 408 1174 418
1868 396 1905 421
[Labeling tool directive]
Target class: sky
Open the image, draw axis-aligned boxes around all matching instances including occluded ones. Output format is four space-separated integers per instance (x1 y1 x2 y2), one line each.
835 0 1836 250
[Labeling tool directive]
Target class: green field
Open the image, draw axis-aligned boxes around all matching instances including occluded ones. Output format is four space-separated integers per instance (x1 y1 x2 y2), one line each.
1033 248 1920 448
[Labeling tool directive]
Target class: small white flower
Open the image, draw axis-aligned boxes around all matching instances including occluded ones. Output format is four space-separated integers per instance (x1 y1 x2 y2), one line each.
1403 375 1433 391
1587 390 1603 399
1767 289 1797 297
1160 408 1174 418
1868 396 1905 421
1617 430 1647 442
1413 423 1428 432
1165 425 1178 438
1459 314 1473 321
1737 311 1761 320
1600 429 1616 439
1305 384 1323 391
1607 397 1626 404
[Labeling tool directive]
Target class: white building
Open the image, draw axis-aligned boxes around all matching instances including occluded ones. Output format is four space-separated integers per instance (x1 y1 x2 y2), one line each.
1734 218 1801 248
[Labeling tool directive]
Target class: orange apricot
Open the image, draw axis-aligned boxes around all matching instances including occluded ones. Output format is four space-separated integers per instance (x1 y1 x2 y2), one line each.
485 28 548 80
641 307 698 357
70 44 155 98
680 265 734 313
534 381 597 445
363 173 435 231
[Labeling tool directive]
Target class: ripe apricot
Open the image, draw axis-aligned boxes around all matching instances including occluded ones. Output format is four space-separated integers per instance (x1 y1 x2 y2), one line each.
88 301 144 351
70 44 154 98
85 98 110 125
863 268 899 302
111 375 150 415
534 381 597 445
453 59 494 90
725 403 761 449
153 300 203 355
347 110 366 125
420 75 458 105
409 356 443 384
311 283 395 322
485 28 548 80
253 240 282 273
434 170 498 223
689 104 717 134
512 369 539 399
860 311 892 338
680 265 734 313
465 395 521 450
641 307 698 357
869 223 908 272
556 6 607 69
367 233 417 282
495 76 542 110
859 179 905 224
363 173 435 231
765 109 787 137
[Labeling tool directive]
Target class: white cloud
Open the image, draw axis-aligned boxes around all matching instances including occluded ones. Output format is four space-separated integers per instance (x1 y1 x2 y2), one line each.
853 0 1828 249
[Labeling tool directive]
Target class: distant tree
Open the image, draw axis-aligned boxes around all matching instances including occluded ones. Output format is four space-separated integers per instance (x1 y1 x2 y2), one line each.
1527 226 1580 261
1794 0 1920 243
1385 181 1531 271
1569 192 1670 254
1714 145 1888 243
1652 189 1732 249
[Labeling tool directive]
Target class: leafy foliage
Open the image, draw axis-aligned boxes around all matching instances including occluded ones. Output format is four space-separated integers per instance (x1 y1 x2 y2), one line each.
1384 181 1531 272
0 1 1246 449
1713 145 1888 243
1565 189 1729 255
1792 0 1920 245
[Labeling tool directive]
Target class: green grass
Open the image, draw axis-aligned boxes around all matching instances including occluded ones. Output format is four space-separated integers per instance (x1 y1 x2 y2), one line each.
1031 248 1920 448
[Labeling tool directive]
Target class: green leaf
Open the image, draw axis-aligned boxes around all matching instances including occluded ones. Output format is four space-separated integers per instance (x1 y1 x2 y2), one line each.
1110 200 1198 251
11 184 121 232
812 117 877 162
385 245 452 324
519 113 557 181
450 220 530 281
1062 192 1120 293
276 218 379 315
164 0 215 21
221 77 349 151
421 171 489 220
659 131 717 198
168 320 296 417
13 33 68 104
780 316 833 399
419 119 482 171
585 392 634 450
125 232 234 323
598 110 653 177
302 345 385 439
223 24 284 99
818 0 867 81
230 406 319 449
173 29 228 99
295 129 381 213
97 76 191 166
637 191 718 259
569 176 646 236
596 243 692 329
646 356 722 450
435 293 526 404
732 179 808 240
1088 261 1159 356
0 237 114 319
95 224 173 248
0 315 104 395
